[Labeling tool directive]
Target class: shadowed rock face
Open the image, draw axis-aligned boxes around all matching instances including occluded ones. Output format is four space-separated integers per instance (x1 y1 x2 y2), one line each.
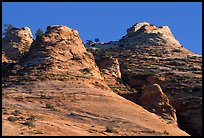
139 84 177 124
2 27 34 61
89 22 202 136
95 56 121 84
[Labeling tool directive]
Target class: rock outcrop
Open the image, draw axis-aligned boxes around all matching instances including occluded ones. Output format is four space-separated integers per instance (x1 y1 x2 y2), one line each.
89 22 202 136
93 55 123 93
123 21 181 47
2 51 9 63
127 22 150 34
3 25 105 88
2 25 190 136
95 56 121 80
2 27 33 61
2 22 201 136
92 21 197 58
139 83 177 124
170 96 202 136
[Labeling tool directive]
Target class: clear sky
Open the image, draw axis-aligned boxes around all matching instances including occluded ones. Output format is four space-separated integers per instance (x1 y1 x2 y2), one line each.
2 2 202 54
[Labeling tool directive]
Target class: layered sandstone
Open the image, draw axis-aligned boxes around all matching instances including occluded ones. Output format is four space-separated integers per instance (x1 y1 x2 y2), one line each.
2 24 190 136
89 22 202 136
2 27 33 61
3 21 202 136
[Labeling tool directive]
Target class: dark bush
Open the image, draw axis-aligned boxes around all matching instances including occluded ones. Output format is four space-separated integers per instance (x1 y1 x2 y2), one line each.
24 120 35 127
172 49 182 53
105 126 115 133
8 116 17 122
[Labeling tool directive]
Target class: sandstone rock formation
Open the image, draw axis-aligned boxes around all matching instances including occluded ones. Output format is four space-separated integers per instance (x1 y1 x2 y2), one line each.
124 21 181 47
170 96 202 136
2 80 189 136
2 24 190 136
139 83 177 124
2 22 201 136
2 27 33 61
92 21 198 58
3 25 105 86
94 56 121 83
127 21 150 35
89 22 202 136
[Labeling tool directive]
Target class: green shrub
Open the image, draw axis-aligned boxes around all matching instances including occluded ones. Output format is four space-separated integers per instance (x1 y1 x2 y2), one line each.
180 57 189 62
45 103 56 110
68 112 76 116
187 89 192 93
3 111 9 115
24 120 35 127
24 41 30 52
3 24 14 36
46 103 53 108
190 56 197 59
167 121 173 124
162 50 169 54
105 126 115 133
12 110 22 116
184 76 191 80
8 116 17 122
19 116 25 120
80 68 91 74
151 129 156 133
172 49 182 53
35 28 44 37
27 115 36 121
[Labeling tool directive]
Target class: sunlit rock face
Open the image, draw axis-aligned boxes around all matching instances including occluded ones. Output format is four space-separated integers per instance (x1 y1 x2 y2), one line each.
2 27 34 61
123 21 181 47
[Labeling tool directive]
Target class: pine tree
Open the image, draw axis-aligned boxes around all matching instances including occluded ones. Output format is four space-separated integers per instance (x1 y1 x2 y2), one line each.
95 38 100 43
3 24 14 36
35 28 44 37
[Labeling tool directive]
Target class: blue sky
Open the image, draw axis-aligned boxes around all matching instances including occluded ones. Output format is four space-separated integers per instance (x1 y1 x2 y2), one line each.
2 2 202 54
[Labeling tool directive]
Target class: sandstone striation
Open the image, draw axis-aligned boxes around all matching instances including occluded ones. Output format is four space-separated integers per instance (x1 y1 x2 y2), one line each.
3 25 105 86
2 25 189 136
89 22 202 136
2 22 201 136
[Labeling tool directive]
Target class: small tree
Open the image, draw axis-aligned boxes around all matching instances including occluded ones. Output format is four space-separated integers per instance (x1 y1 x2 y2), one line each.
3 24 14 36
35 28 44 37
95 38 100 43
86 40 93 45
